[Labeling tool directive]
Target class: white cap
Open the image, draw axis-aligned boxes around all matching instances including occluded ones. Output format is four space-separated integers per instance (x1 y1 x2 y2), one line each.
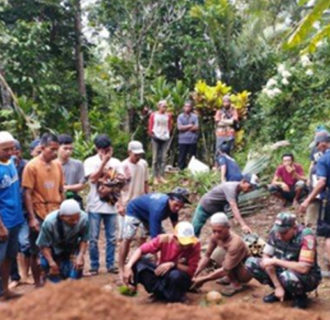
0 131 15 144
59 199 81 216
210 212 229 227
174 221 198 245
128 141 145 154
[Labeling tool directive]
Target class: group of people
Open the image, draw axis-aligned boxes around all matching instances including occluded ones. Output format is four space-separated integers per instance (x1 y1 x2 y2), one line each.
148 95 239 184
0 104 330 311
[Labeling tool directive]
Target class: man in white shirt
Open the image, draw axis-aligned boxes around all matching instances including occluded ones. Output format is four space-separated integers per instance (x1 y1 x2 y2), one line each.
84 134 124 275
117 141 149 240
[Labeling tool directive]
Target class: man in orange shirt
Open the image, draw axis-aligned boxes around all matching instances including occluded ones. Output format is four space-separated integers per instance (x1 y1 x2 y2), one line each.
22 133 64 286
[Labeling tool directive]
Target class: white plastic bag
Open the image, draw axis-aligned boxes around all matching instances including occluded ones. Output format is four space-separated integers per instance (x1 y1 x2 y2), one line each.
188 156 210 175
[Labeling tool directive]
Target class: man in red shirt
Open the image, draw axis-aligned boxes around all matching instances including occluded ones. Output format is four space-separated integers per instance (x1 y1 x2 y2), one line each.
269 153 307 207
123 221 200 302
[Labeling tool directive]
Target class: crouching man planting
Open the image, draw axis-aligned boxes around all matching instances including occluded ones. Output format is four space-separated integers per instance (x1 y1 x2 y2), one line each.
193 213 252 296
36 199 89 282
123 221 200 303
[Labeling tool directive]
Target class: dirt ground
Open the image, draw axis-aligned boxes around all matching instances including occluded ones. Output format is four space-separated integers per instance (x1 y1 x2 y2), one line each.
1 196 330 319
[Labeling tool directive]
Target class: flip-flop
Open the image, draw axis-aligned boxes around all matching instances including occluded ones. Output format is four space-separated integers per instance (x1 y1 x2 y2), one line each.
216 276 230 285
220 285 247 297
1 291 23 301
84 270 99 277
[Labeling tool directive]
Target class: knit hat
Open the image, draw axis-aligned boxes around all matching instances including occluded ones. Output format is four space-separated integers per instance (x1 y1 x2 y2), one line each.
0 131 15 144
59 199 81 216
210 212 229 227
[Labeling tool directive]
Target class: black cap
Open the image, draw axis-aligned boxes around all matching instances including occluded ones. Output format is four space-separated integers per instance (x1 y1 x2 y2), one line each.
242 173 259 189
167 187 190 204
315 133 330 145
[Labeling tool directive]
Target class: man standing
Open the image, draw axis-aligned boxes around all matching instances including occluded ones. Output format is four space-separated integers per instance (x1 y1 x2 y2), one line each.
245 212 321 309
123 221 200 302
84 134 124 275
214 95 238 153
22 133 64 287
9 140 30 287
177 101 199 170
117 141 149 240
57 134 85 208
300 133 330 277
0 131 24 299
269 153 307 207
305 131 329 227
119 188 189 279
36 199 88 282
193 213 251 296
192 174 258 236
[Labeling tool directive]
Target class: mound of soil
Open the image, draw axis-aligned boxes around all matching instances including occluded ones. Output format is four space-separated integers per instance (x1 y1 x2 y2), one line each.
1 280 324 320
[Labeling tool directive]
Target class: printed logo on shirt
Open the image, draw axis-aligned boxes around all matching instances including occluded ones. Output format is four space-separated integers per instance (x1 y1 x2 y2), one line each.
151 193 163 200
44 181 55 189
0 173 18 189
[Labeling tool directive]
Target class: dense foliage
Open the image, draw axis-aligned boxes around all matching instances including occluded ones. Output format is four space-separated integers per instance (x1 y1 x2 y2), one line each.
0 0 329 169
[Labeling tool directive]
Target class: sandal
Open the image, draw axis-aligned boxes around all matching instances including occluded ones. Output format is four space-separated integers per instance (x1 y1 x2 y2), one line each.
220 285 247 297
84 270 99 277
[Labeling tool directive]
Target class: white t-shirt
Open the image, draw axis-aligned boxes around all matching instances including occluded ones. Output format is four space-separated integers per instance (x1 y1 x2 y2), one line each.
121 158 149 207
84 154 123 214
152 113 170 141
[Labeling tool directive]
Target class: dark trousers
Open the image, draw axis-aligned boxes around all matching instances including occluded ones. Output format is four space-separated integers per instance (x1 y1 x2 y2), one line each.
10 258 20 281
133 257 191 302
178 143 197 170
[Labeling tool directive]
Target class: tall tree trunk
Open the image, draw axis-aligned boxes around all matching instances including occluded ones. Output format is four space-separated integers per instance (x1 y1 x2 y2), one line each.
74 0 90 137
0 69 11 109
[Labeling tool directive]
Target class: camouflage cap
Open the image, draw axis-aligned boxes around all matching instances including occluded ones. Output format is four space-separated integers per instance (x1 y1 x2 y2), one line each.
273 212 296 233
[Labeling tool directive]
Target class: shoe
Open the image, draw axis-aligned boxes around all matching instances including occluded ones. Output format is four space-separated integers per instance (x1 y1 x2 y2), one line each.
292 294 308 309
107 267 119 274
263 292 292 303
263 292 280 303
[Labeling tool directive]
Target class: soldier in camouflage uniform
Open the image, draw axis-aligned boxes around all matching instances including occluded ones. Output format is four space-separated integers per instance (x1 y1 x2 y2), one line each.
245 212 321 309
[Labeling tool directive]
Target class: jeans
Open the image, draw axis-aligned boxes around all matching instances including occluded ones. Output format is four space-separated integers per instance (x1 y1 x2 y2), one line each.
178 143 197 170
89 212 117 271
0 224 21 263
151 137 169 177
40 255 82 283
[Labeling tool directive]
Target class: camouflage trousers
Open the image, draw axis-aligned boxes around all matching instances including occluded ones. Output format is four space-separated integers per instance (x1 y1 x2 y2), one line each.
245 256 321 295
